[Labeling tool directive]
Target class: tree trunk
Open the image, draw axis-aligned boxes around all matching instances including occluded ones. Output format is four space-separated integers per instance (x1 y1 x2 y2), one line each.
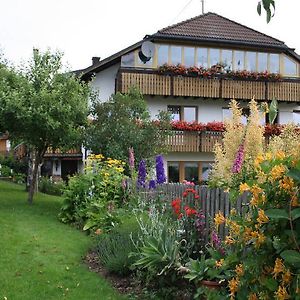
27 148 45 204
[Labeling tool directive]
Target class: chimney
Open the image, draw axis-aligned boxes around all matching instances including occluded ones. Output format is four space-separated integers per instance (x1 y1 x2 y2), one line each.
92 56 100 65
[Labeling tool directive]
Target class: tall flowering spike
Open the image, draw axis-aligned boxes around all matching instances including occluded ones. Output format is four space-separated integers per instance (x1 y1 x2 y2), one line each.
155 155 166 184
148 179 156 189
137 160 147 188
128 147 135 170
232 143 244 174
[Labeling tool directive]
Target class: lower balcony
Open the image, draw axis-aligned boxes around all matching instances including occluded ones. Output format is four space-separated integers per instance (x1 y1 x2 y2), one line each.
44 148 82 158
166 131 223 153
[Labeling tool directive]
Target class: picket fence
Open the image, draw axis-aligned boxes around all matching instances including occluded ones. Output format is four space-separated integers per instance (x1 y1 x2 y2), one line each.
137 183 249 240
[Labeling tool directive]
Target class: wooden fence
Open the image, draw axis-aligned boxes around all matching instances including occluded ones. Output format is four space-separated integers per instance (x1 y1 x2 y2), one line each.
137 183 249 240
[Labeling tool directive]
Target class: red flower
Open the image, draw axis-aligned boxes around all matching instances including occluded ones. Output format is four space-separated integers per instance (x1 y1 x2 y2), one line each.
194 194 200 200
184 205 197 217
182 192 188 197
171 198 181 216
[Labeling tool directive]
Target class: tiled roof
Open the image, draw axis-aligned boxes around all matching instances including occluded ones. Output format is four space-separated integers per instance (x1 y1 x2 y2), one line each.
153 12 285 47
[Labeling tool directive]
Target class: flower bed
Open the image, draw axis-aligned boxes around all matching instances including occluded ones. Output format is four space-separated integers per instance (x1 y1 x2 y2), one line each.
157 63 282 81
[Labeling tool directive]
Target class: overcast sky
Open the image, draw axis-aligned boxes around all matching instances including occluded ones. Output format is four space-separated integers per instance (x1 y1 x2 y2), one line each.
0 0 299 70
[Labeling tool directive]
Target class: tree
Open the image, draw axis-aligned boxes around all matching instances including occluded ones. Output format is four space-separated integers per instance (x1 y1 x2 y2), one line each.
86 88 171 166
257 0 275 23
0 50 92 204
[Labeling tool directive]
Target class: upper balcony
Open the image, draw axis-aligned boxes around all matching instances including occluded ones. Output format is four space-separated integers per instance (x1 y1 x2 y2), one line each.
116 69 300 102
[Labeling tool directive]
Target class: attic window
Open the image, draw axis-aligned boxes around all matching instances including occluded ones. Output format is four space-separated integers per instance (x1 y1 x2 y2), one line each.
121 52 134 67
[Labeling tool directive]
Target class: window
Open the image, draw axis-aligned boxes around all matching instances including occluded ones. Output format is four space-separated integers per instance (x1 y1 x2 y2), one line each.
221 50 233 70
168 106 197 122
234 51 244 71
246 52 257 71
184 162 199 184
184 107 197 122
210 48 220 67
258 52 268 72
168 162 180 183
157 45 169 66
168 105 181 121
293 111 300 125
121 52 135 67
170 46 182 65
197 48 208 68
269 54 280 73
184 47 195 67
284 56 297 76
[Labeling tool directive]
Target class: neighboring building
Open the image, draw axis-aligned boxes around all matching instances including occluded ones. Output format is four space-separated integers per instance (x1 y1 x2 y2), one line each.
73 13 300 183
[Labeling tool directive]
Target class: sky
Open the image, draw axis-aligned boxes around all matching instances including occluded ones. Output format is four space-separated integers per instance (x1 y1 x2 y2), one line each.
0 0 299 71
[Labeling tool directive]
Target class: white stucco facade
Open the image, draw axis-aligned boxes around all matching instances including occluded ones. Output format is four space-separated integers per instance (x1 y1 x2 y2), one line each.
91 63 120 102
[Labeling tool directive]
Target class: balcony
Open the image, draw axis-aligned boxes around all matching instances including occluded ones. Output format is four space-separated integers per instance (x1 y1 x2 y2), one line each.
166 131 223 153
117 69 300 102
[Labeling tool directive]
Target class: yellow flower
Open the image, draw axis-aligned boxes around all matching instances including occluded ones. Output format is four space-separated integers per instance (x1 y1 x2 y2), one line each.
276 150 286 160
215 259 224 268
230 208 237 216
274 285 289 300
228 277 239 298
104 172 110 177
250 196 258 208
291 193 299 207
257 209 269 225
255 232 266 248
265 152 273 160
254 154 264 168
248 293 258 300
282 269 292 285
272 258 285 279
214 211 226 228
239 183 250 194
270 164 286 182
227 220 241 236
235 264 244 277
250 184 263 198
279 176 294 192
225 235 235 245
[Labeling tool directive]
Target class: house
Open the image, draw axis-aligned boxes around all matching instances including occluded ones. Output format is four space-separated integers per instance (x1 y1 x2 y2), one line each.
79 13 300 183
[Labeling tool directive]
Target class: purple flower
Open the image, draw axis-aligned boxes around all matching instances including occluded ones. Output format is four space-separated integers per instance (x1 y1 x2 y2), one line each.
128 147 135 171
195 210 205 233
137 160 147 188
155 155 166 184
232 143 244 174
211 231 225 255
148 179 156 189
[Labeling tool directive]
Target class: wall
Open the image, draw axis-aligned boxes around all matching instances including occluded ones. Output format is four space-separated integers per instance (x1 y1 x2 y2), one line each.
91 63 120 102
146 96 300 125
145 96 227 122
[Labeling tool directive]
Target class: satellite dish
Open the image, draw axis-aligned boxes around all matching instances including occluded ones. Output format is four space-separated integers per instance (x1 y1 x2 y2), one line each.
138 41 155 64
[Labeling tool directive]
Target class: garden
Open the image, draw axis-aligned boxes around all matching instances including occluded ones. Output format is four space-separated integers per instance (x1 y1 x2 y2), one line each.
56 99 300 299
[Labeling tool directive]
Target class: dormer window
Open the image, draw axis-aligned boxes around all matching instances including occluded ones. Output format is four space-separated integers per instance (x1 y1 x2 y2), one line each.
284 56 297 76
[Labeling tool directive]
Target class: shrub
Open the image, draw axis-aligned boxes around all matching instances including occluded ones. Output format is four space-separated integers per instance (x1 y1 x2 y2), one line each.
59 155 127 232
38 176 65 196
95 216 140 276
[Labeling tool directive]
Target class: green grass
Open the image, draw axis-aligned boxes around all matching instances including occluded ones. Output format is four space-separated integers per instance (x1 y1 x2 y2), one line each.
0 180 127 300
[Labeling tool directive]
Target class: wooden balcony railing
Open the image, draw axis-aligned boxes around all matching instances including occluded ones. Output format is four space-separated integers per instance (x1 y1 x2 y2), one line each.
44 147 82 157
166 131 223 153
117 69 300 102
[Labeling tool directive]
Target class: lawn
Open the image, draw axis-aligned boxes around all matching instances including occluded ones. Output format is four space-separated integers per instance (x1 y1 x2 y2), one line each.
0 180 127 300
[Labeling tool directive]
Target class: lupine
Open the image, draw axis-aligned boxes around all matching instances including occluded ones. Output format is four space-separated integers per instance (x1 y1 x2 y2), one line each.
155 155 166 184
137 160 147 188
148 179 156 189
232 143 244 173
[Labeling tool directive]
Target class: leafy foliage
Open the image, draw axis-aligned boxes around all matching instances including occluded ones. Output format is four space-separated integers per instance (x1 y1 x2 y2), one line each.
38 176 65 196
257 0 276 23
59 155 126 232
86 88 171 165
0 50 92 203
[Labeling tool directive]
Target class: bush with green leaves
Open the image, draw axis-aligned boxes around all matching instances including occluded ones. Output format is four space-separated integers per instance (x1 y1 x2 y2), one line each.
38 176 65 196
59 154 127 232
0 154 26 183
